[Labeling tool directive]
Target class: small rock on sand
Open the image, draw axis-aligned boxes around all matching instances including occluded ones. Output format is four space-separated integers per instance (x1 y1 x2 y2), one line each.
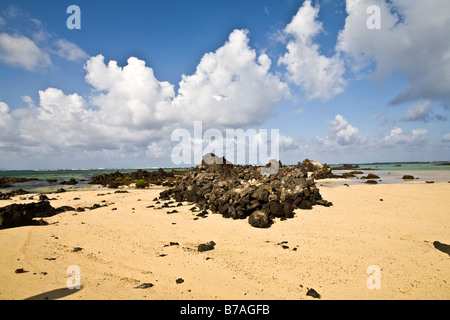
306 288 321 299
198 241 216 252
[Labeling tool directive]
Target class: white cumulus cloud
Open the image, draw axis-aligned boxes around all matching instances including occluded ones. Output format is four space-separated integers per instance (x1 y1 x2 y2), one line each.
337 0 450 105
173 29 289 129
0 33 51 71
278 0 347 102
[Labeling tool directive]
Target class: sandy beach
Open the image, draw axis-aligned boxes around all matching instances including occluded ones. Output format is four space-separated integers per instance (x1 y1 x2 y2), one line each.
0 181 449 300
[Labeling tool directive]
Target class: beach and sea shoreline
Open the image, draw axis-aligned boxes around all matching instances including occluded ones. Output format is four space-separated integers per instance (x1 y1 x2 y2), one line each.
0 162 449 300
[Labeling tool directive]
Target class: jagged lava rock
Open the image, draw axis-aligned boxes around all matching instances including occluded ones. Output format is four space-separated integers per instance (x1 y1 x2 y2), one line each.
160 155 330 228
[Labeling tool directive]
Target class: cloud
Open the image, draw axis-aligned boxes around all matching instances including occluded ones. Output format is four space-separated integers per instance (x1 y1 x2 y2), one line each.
0 33 51 71
53 38 88 62
382 127 429 147
84 54 175 129
401 101 432 122
400 100 448 122
173 29 289 129
337 0 450 105
1 29 289 164
442 133 450 142
323 114 365 146
0 7 87 71
0 101 14 132
278 0 346 102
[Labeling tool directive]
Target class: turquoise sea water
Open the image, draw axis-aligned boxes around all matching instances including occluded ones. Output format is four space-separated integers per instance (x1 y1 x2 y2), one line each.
0 163 449 193
325 162 450 187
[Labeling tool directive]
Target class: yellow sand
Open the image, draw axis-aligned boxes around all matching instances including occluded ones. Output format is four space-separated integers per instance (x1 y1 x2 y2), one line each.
0 182 449 300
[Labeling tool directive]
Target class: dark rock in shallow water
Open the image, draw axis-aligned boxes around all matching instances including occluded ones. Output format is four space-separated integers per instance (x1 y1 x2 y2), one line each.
60 178 78 185
0 177 39 188
361 173 380 179
365 180 378 184
332 164 359 170
402 175 415 180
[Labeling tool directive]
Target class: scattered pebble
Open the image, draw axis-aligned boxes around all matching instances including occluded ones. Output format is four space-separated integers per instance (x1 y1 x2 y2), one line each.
198 241 216 252
306 288 321 299
15 268 28 274
72 247 83 253
176 278 184 284
134 283 154 289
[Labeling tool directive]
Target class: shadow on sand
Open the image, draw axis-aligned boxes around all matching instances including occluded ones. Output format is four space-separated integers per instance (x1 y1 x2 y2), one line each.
433 241 450 257
24 286 83 300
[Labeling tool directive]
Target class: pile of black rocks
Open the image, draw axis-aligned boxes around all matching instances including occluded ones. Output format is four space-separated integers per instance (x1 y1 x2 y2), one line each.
159 154 333 228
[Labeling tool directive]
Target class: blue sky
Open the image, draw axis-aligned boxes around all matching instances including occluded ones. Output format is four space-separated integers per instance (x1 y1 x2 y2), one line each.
0 0 450 169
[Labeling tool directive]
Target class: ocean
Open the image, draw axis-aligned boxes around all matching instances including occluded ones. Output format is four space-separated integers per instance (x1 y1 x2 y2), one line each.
1 162 449 193
325 162 450 187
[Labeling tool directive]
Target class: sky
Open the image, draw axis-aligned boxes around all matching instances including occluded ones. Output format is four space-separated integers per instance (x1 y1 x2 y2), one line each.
0 0 450 170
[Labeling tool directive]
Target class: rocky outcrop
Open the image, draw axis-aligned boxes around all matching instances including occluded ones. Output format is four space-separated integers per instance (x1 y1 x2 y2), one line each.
0 200 77 229
0 189 29 200
60 178 78 185
0 201 56 229
0 177 39 188
301 159 341 180
332 164 360 170
89 168 186 188
159 155 332 228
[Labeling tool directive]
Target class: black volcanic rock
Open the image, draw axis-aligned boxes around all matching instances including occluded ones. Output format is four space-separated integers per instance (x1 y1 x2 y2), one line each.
159 156 330 228
0 177 39 188
60 178 78 185
332 164 360 170
89 168 186 188
0 189 29 200
198 241 216 252
0 201 58 229
248 210 272 228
